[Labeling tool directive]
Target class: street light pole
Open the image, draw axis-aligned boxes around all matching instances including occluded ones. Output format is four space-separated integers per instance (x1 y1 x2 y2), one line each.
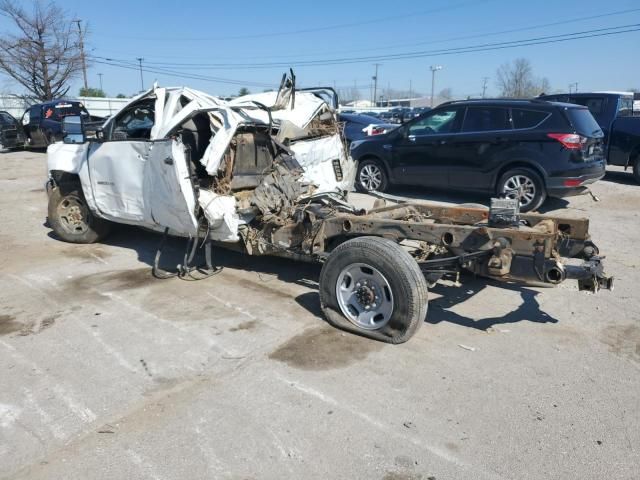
430 65 442 107
136 57 145 91
372 63 380 106
481 76 489 98
73 19 88 90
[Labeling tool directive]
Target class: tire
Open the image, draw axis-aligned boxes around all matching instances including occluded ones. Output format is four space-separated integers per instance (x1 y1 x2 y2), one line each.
47 184 111 243
633 157 640 184
497 167 546 213
355 158 389 193
319 236 428 344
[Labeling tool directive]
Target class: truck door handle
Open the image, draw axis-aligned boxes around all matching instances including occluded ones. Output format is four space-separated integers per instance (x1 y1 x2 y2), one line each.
164 157 174 165
408 135 416 142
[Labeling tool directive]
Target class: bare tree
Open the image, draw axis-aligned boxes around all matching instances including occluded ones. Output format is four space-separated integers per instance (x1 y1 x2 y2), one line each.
0 0 84 100
496 58 550 98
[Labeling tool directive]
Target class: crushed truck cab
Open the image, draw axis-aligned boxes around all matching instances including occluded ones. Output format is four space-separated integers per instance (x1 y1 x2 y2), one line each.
46 72 612 344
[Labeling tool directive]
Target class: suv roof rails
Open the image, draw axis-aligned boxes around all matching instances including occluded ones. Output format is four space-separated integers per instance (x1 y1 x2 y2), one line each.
436 98 552 108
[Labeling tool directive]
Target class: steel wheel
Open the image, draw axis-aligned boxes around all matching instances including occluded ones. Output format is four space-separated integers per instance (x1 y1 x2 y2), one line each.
502 174 537 208
359 163 383 191
336 262 394 330
57 194 90 235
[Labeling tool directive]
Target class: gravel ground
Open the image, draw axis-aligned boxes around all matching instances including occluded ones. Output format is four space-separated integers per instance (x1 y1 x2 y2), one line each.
0 150 638 480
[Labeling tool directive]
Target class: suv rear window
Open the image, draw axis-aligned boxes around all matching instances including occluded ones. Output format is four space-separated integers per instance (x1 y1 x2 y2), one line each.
43 103 88 121
511 109 549 129
565 108 603 136
462 107 511 132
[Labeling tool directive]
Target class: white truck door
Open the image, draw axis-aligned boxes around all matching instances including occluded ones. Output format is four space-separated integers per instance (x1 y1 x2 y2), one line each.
144 139 199 235
87 140 153 225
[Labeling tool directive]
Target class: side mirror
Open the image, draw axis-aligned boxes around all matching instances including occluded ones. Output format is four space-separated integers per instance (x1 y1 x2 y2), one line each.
62 115 85 144
95 126 104 141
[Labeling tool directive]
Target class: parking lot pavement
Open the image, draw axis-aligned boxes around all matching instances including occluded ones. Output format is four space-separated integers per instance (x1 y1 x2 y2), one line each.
0 150 638 479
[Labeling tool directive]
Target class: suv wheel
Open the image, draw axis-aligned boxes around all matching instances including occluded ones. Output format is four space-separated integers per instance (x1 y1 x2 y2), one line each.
356 159 388 192
497 168 546 212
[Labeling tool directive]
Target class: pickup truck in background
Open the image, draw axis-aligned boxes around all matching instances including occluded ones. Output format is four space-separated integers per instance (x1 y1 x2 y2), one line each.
21 100 104 148
540 92 640 183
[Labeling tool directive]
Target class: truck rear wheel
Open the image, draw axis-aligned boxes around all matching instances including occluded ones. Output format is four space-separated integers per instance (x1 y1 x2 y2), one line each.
319 236 428 344
48 184 111 243
633 157 640 184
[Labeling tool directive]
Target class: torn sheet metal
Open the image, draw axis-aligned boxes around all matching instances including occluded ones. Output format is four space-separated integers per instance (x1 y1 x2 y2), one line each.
289 134 355 192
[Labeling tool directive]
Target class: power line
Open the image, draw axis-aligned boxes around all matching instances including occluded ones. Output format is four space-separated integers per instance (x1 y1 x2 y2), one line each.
90 0 491 43
99 7 640 63
91 59 278 88
90 24 640 70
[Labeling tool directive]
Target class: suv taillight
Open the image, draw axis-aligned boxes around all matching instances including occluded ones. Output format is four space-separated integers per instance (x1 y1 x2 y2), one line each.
547 133 587 149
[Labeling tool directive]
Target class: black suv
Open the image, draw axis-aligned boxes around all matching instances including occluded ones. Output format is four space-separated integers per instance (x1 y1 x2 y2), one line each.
350 99 606 211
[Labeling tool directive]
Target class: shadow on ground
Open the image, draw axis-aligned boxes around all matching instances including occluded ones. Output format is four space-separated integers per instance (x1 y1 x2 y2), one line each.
50 222 559 333
427 278 558 331
101 224 322 289
385 185 490 206
602 169 637 186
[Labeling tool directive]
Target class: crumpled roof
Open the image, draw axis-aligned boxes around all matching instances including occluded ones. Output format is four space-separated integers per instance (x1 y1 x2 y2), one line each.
114 85 331 177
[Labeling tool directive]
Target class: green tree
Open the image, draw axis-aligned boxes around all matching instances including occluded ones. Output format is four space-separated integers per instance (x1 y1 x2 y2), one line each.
79 87 105 97
238 87 250 96
115 93 127 98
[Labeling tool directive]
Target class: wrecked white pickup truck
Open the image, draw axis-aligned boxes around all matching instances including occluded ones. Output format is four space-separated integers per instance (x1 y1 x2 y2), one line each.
46 73 612 343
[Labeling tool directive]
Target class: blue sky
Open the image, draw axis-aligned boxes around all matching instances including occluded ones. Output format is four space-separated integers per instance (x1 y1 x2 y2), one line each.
2 0 640 98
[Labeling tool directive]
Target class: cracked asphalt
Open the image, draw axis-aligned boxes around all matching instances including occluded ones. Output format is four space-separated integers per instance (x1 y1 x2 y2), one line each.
0 150 638 479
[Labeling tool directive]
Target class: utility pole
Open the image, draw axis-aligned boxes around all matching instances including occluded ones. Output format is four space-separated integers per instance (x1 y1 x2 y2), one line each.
481 76 489 98
372 63 381 106
136 57 144 91
409 79 412 104
98 73 103 92
73 19 88 90
430 65 442 107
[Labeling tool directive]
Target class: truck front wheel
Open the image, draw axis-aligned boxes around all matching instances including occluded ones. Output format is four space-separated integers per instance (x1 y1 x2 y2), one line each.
319 236 428 344
48 184 111 243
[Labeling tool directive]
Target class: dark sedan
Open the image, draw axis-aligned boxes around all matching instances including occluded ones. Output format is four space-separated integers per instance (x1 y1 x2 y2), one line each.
0 111 24 150
350 99 606 212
